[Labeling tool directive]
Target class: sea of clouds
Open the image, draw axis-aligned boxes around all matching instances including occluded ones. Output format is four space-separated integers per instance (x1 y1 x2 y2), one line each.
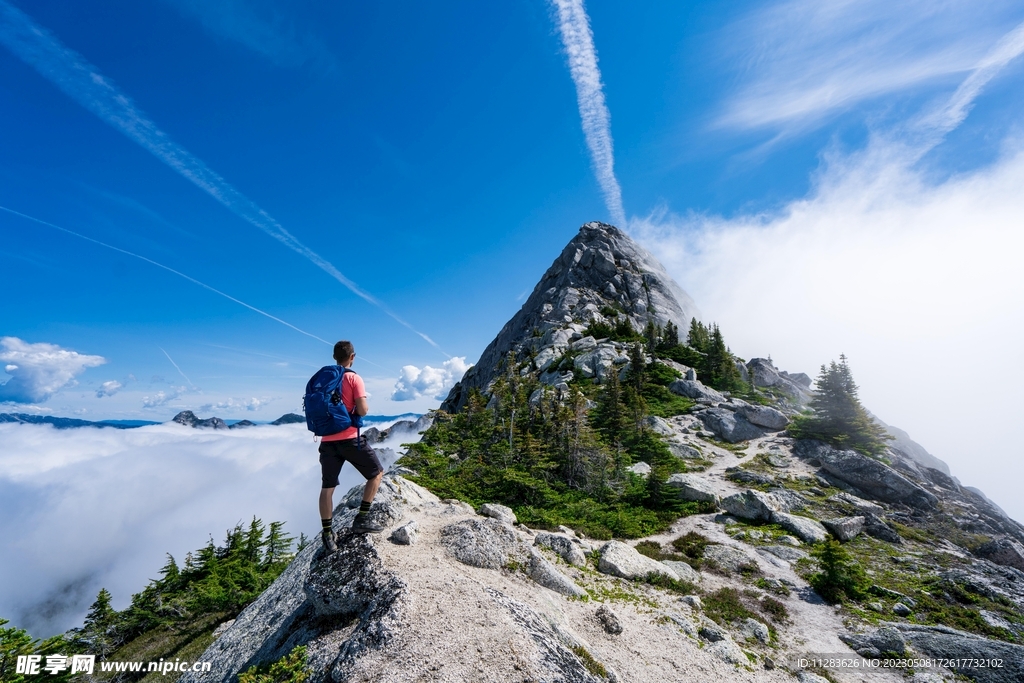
0 419 421 637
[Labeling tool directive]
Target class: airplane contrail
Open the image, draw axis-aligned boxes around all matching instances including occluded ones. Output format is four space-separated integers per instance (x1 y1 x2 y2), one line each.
549 0 626 227
0 0 446 357
159 347 196 389
0 205 331 346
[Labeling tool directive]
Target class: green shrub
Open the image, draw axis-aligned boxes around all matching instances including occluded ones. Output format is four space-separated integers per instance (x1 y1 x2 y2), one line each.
634 541 664 560
703 587 757 625
238 645 309 683
569 645 607 678
671 532 710 560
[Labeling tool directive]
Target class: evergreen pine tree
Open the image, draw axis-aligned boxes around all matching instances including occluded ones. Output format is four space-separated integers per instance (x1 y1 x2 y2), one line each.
791 355 891 456
80 588 117 657
686 318 709 352
264 522 294 568
664 321 679 347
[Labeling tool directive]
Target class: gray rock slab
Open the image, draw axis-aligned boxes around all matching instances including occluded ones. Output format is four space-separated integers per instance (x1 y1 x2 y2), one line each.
830 491 885 514
705 638 748 665
796 440 938 510
667 440 704 460
721 489 786 521
529 550 586 597
771 511 829 543
478 502 517 525
702 544 759 573
767 487 807 511
896 624 1024 683
975 538 1024 572
736 404 789 430
661 560 701 584
822 516 865 542
698 407 765 443
626 461 652 478
439 517 531 570
534 532 587 567
839 626 906 658
758 545 809 562
644 415 675 435
669 379 726 403
666 473 720 504
739 617 771 645
598 540 679 581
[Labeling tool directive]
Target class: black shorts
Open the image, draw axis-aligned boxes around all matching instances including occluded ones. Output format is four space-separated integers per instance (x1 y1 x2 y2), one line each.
319 437 383 488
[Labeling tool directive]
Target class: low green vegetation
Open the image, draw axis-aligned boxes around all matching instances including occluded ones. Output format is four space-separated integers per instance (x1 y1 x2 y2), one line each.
405 352 715 539
238 645 310 683
789 355 891 456
569 644 608 678
703 587 789 626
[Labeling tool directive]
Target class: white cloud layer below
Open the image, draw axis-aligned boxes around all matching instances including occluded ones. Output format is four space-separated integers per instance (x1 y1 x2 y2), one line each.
391 357 470 402
0 337 106 404
0 422 415 637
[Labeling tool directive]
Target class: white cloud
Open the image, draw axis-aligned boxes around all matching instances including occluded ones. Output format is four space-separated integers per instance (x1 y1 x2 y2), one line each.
717 0 1024 132
141 386 187 409
95 380 122 398
391 357 471 402
549 0 626 226
0 337 106 404
198 397 272 413
0 422 416 636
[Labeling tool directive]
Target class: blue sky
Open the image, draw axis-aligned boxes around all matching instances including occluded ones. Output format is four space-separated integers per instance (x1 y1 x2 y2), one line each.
3 1 1024 515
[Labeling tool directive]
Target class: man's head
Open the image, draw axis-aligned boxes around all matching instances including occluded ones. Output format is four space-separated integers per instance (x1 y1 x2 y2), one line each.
333 340 355 366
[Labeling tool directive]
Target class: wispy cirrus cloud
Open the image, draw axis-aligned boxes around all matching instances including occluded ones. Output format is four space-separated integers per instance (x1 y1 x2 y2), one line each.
549 0 626 227
0 206 330 346
717 0 1024 133
0 1 443 356
0 338 106 404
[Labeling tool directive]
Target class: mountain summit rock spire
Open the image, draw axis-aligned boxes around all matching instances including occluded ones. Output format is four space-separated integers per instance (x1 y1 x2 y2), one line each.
442 221 699 411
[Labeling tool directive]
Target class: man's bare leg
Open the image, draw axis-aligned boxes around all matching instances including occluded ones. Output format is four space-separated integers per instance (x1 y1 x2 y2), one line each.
362 471 383 505
319 487 335 520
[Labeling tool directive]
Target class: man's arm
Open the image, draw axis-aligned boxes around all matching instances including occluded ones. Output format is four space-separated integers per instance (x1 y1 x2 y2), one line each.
354 396 369 416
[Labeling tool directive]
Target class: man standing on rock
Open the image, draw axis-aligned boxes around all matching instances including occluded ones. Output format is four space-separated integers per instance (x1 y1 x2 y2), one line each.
319 341 385 551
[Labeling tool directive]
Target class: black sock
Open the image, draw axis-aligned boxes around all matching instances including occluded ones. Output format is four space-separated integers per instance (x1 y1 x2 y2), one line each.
321 518 332 532
359 500 372 514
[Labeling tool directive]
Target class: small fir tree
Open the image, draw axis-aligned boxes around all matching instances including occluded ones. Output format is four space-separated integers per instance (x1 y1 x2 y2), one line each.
790 355 891 456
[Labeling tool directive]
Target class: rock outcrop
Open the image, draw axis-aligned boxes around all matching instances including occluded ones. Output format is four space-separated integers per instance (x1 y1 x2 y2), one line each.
442 222 700 411
795 440 938 509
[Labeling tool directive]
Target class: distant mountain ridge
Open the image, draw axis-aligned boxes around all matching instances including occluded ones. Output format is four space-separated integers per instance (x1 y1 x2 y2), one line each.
0 413 159 429
0 411 422 430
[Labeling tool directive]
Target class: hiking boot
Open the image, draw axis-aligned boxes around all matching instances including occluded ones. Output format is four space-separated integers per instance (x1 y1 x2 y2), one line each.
351 513 385 534
321 529 338 552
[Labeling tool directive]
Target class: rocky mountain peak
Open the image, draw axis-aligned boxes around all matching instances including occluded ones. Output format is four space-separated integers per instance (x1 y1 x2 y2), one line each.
442 222 700 411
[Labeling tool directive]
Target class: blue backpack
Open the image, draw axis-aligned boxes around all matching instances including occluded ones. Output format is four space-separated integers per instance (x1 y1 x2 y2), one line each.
303 365 364 437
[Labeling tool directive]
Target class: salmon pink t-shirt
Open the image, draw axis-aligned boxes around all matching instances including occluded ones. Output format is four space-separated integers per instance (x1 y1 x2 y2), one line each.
321 371 365 441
